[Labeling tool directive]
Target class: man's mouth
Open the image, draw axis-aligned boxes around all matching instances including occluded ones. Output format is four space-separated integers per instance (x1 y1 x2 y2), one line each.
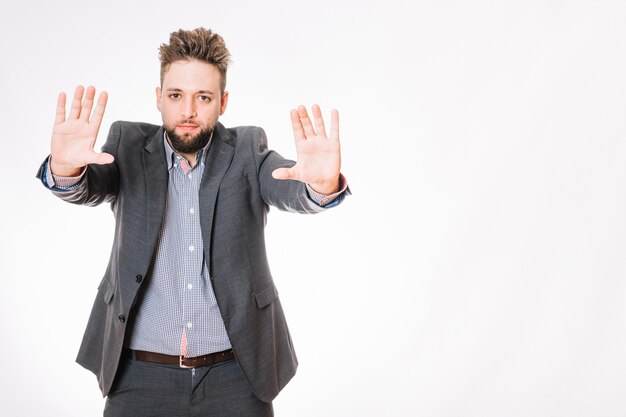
178 123 199 131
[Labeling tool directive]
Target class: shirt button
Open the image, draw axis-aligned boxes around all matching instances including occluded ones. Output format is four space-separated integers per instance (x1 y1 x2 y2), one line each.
189 208 195 214
118 314 125 323
135 274 143 283
187 284 193 290
189 245 195 252
187 322 193 329
188 173 193 179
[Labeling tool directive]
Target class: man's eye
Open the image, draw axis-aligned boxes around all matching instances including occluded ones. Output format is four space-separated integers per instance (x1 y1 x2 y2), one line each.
199 96 211 102
169 94 180 99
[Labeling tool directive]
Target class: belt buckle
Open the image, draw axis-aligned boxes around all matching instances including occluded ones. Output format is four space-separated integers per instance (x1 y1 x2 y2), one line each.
179 354 192 369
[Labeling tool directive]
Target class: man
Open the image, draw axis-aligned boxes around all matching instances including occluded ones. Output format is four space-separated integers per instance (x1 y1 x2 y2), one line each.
37 27 349 417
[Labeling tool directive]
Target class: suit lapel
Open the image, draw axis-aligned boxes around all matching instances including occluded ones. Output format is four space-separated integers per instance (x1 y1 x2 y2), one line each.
199 123 235 275
142 127 168 254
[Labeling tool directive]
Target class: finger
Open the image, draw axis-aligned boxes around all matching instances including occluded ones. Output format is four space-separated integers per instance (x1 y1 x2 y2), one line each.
297 105 316 138
55 92 66 124
272 167 297 180
90 91 109 132
330 109 339 142
290 109 305 141
79 86 96 122
312 104 327 138
86 151 115 165
68 85 85 120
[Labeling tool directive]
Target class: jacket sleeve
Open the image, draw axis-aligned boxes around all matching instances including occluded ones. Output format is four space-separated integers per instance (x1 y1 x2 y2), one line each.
36 122 123 207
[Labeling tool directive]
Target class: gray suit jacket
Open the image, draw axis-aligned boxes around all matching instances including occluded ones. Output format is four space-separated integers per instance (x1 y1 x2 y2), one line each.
37 120 348 402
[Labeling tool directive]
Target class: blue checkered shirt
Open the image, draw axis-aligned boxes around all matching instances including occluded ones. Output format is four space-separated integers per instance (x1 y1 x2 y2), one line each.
127 134 232 356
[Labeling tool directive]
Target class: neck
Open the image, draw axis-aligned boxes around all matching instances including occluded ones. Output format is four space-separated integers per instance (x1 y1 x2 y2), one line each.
165 135 198 167
181 151 197 167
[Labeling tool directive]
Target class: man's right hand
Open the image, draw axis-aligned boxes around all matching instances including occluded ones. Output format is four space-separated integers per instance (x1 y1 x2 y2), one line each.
50 85 114 177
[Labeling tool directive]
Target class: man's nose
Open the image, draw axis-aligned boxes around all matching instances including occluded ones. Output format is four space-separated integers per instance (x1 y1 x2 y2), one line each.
182 98 197 119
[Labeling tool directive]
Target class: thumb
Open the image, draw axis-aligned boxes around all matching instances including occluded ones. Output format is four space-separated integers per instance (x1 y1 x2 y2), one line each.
272 167 297 180
88 152 115 165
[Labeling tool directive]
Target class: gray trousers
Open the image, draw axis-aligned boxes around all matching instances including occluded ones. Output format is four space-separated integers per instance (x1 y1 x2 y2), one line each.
104 356 273 417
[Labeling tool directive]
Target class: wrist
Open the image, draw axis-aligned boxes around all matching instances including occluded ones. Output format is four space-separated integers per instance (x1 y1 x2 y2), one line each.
308 178 340 195
50 158 83 177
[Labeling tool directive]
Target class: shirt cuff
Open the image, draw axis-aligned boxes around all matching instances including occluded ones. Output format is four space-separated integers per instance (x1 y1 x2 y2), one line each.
306 174 348 207
44 156 86 190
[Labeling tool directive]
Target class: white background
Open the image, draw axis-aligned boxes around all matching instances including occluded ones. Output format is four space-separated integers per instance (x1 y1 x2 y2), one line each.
1 0 626 416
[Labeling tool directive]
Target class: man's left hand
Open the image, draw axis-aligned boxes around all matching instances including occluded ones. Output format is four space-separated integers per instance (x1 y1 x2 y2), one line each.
272 105 341 195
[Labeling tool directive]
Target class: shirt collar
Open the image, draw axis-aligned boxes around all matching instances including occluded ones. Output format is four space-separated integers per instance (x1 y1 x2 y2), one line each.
162 130 214 170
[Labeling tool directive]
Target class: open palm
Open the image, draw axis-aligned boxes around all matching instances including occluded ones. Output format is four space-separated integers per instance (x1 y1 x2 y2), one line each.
272 105 341 195
50 85 113 176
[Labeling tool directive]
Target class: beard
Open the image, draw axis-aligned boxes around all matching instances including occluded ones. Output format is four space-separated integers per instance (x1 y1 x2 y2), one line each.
164 121 215 155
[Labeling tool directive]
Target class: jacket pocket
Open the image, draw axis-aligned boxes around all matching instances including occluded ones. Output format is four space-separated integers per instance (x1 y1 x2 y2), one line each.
218 175 249 202
254 281 278 309
98 277 115 305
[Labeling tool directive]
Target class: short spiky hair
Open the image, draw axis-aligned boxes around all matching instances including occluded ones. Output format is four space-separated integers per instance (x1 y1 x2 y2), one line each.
159 27 231 92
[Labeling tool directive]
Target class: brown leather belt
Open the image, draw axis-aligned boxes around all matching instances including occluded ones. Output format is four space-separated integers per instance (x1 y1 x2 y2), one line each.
124 348 235 368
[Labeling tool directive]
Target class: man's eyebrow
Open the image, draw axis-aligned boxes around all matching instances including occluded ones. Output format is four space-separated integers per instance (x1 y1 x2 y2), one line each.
165 88 215 95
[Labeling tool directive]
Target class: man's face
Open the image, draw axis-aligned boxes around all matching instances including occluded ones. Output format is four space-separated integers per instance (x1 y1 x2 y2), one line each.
156 59 228 155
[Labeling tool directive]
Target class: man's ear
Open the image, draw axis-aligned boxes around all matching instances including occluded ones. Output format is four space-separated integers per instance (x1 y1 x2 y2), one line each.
220 91 229 115
156 87 162 112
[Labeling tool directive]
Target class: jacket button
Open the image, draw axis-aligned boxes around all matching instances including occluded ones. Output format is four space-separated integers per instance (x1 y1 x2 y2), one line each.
118 314 126 323
135 274 143 283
